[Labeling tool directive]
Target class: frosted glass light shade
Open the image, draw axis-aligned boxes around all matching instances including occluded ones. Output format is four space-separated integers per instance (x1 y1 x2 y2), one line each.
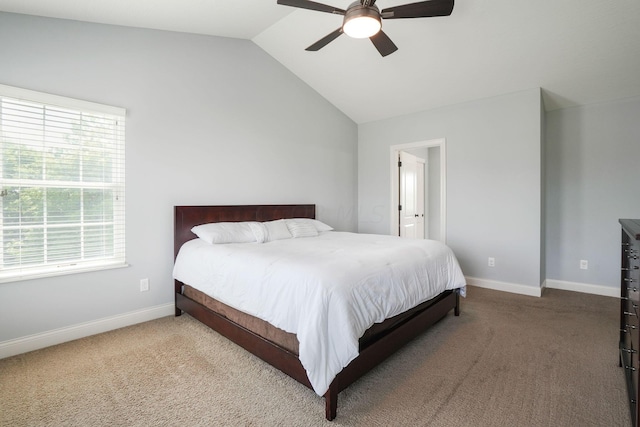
343 15 382 38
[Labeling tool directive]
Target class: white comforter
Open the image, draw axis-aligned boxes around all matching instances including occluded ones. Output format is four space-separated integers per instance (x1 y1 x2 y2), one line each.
173 231 466 396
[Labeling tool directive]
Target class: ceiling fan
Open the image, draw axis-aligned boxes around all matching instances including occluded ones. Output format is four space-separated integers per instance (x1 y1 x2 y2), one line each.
276 0 454 57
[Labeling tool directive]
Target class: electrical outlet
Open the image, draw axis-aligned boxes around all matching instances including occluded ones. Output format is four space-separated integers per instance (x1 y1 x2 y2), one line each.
580 260 588 270
140 278 150 292
488 257 495 267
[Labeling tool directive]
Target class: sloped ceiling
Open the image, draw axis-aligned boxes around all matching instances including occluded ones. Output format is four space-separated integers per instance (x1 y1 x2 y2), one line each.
1 0 639 123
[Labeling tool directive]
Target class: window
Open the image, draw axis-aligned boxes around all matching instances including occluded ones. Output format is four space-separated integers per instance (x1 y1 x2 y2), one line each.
0 84 126 282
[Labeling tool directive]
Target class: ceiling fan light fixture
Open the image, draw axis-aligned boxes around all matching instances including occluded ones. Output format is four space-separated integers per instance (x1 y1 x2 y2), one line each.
342 4 381 39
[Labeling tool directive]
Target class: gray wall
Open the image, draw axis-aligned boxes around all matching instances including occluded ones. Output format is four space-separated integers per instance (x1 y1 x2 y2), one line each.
0 13 357 342
359 89 640 293
358 89 543 289
545 96 640 287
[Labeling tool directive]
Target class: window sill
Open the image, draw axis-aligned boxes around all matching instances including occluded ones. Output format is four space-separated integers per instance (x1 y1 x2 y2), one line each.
0 261 130 284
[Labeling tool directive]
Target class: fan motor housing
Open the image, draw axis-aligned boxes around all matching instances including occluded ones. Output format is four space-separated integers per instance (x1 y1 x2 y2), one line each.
344 2 381 22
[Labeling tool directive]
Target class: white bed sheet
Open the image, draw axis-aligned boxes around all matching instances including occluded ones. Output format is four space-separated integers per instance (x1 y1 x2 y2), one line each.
173 231 466 396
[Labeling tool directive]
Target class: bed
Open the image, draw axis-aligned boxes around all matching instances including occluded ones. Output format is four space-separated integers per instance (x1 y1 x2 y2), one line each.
173 204 465 420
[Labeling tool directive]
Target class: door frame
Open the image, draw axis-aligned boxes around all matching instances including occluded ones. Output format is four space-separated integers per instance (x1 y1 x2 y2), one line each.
416 156 426 239
389 138 447 242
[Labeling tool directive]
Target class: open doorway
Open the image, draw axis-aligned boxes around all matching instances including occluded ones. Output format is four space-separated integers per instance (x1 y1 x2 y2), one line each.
390 138 446 242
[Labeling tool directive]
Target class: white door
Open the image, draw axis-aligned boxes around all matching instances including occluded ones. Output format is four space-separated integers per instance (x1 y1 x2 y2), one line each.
399 151 419 238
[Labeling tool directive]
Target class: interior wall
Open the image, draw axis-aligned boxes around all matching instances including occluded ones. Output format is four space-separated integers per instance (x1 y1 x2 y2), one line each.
539 100 546 286
358 89 543 289
0 12 357 342
545 95 640 289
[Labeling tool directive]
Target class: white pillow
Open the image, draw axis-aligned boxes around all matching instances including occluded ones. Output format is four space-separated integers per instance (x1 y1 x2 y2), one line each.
191 222 257 244
288 218 333 232
248 222 266 243
310 219 333 232
285 219 319 238
264 219 293 241
249 220 292 243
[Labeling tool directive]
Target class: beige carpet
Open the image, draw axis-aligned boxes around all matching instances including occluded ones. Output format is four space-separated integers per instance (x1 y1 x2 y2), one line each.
0 287 630 426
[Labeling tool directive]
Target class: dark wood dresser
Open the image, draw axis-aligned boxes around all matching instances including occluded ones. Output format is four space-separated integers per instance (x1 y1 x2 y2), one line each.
620 219 640 426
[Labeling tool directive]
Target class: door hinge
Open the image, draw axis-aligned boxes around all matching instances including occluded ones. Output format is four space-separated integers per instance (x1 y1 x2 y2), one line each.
398 160 402 167
398 204 402 211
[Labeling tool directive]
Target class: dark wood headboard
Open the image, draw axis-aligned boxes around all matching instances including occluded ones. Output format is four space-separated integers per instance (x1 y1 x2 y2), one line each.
174 204 316 258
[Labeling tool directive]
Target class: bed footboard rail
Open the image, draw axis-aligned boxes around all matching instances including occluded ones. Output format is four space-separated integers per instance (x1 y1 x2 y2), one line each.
175 280 184 317
176 284 459 421
323 289 459 420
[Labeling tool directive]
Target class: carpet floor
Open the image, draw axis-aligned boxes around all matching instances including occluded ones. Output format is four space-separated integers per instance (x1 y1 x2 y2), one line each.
0 286 631 426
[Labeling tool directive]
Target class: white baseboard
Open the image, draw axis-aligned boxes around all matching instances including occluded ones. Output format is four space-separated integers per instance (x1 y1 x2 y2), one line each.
465 276 619 299
465 276 543 297
544 279 619 298
0 303 175 360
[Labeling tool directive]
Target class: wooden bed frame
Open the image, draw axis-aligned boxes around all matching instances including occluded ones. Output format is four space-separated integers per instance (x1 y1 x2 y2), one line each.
174 204 460 420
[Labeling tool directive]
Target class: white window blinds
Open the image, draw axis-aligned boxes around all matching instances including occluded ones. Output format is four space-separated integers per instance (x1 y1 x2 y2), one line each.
0 84 126 282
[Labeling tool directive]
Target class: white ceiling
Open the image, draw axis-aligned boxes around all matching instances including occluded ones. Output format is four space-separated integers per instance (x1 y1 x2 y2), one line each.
1 0 639 124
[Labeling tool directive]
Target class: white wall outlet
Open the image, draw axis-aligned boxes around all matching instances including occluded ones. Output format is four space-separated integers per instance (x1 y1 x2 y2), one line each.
140 278 150 292
488 257 495 267
580 260 588 270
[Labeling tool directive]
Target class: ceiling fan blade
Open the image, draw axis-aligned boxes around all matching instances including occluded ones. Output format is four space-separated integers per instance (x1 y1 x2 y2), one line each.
370 30 398 57
306 27 344 51
381 0 454 19
277 0 346 15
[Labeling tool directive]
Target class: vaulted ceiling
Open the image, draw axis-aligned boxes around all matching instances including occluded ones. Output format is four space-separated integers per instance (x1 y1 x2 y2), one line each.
1 0 639 123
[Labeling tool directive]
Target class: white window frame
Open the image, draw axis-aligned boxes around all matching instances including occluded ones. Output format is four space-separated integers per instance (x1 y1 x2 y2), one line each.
0 84 127 282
